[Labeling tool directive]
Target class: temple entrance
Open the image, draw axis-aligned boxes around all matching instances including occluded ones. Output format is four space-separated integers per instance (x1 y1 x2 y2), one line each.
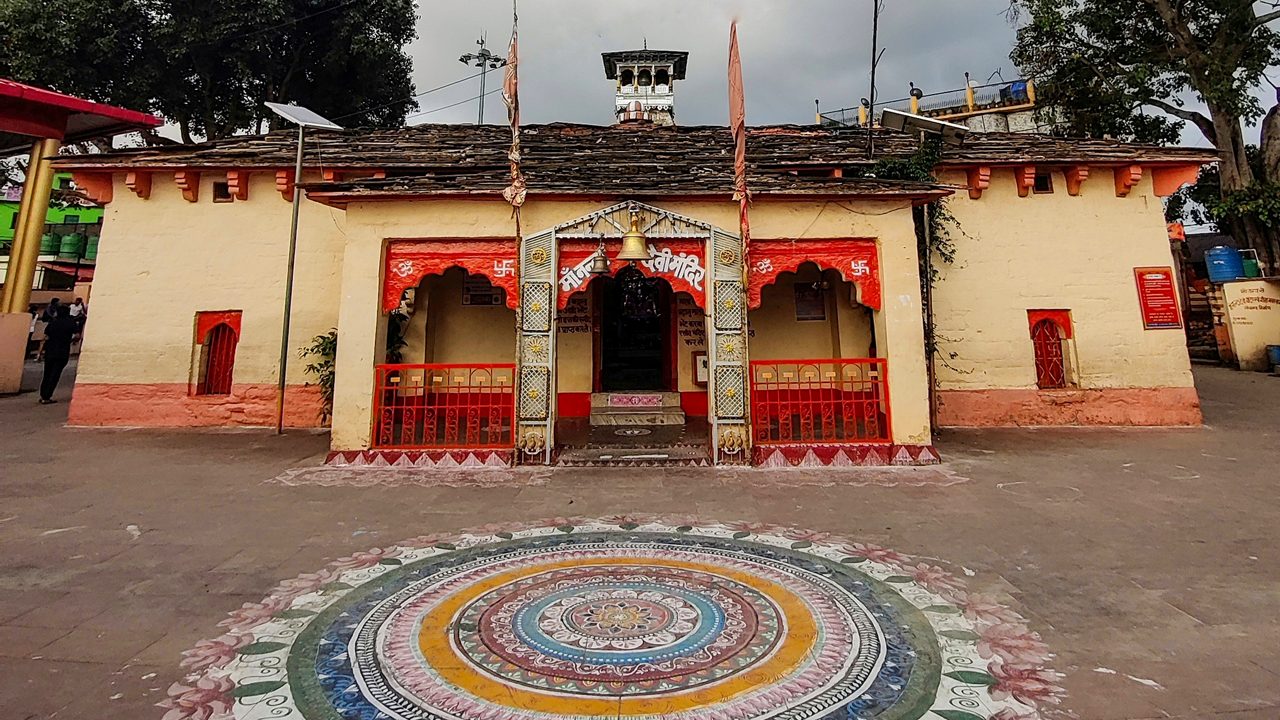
553 267 709 465
598 266 672 392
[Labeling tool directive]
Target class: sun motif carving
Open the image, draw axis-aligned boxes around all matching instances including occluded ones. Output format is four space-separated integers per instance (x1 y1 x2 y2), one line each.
718 336 741 359
525 338 548 361
718 248 736 266
529 247 549 265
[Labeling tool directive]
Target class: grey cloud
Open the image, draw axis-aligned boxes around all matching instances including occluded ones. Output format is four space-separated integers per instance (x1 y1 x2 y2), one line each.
409 0 1020 127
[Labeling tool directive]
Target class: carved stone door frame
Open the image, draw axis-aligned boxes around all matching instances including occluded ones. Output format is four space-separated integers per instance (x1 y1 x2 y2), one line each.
515 201 748 465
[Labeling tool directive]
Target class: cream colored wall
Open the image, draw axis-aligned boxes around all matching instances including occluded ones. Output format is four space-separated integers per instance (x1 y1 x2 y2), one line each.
555 293 594 393
933 167 1195 391
749 266 874 360
1222 279 1280 372
333 199 608 449
400 269 515 364
675 292 706 393
78 172 345 387
329 197 928 449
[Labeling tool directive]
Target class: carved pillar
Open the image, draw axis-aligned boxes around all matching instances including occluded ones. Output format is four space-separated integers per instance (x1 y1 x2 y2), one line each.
707 229 750 464
515 230 557 464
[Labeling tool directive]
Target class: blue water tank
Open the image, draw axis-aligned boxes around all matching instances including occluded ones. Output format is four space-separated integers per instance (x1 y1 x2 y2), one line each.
1205 245 1245 283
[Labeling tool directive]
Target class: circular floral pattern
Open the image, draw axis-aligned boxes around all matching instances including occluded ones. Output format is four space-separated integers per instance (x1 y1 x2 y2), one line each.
161 518 1065 720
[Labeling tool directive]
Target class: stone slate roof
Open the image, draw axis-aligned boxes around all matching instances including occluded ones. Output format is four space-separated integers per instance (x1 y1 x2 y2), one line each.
55 122 1216 199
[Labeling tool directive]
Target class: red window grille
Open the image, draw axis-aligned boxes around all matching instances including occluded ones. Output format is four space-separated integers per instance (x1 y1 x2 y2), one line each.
200 324 238 395
750 359 891 446
374 364 516 449
1031 319 1067 389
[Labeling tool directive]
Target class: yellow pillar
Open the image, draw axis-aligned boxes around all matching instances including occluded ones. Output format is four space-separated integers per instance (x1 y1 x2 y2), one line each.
1 138 61 313
909 95 920 114
1026 78 1037 104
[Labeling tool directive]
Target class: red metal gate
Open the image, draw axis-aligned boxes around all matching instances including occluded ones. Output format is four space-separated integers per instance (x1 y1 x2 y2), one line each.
373 364 516 449
750 359 890 445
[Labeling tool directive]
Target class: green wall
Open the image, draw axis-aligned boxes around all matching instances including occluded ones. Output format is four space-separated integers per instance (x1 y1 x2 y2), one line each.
0 173 104 248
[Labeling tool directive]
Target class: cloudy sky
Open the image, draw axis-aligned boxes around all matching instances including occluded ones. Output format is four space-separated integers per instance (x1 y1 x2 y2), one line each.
407 1 1024 127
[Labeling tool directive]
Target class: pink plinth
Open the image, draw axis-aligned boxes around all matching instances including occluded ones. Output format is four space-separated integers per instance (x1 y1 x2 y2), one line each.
936 387 1203 427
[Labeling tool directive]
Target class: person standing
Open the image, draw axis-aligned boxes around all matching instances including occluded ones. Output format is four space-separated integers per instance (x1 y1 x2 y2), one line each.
68 297 87 329
39 305 76 405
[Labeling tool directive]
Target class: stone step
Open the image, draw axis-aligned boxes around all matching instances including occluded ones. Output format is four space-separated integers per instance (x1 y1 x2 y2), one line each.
556 444 710 466
590 392 682 409
589 408 686 426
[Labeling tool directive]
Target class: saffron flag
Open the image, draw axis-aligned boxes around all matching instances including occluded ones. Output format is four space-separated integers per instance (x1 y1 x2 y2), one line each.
501 1 526 221
728 21 750 244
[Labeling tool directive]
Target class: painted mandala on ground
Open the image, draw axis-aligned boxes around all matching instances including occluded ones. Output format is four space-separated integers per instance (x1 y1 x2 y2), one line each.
160 518 1065 720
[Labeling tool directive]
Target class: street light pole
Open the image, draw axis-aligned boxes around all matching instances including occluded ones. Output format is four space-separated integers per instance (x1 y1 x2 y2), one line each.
263 102 343 435
275 123 305 435
459 35 507 125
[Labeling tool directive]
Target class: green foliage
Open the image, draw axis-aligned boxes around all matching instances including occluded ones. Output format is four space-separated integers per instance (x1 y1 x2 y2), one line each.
0 0 419 142
1010 0 1280 143
1214 181 1280 228
858 137 961 281
1168 145 1276 229
300 329 337 423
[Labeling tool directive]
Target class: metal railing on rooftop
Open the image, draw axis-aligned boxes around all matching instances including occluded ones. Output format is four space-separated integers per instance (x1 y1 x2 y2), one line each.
819 78 1036 128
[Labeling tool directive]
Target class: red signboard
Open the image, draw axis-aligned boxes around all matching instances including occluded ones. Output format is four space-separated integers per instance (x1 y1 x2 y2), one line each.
1134 266 1183 329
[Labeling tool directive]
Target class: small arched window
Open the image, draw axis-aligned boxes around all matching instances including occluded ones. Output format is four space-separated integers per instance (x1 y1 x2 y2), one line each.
195 310 241 396
638 69 652 87
655 68 670 86
620 69 634 86
1030 319 1066 389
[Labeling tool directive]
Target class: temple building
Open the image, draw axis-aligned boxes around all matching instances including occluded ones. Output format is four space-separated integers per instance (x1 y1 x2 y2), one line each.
54 49 1215 468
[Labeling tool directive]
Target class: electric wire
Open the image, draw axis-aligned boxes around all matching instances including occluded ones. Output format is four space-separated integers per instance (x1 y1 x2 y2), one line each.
412 87 506 124
332 65 504 122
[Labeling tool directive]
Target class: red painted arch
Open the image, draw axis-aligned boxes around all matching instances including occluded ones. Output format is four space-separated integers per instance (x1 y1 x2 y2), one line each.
383 240 519 312
747 239 881 310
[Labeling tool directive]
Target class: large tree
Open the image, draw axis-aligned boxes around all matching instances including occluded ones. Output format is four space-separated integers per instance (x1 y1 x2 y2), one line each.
1010 0 1280 268
0 0 418 143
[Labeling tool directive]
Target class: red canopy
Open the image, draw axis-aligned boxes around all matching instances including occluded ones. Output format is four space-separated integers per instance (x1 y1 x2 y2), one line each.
0 79 162 154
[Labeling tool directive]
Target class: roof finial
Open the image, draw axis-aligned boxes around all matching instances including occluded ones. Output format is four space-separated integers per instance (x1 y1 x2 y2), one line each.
643 36 648 50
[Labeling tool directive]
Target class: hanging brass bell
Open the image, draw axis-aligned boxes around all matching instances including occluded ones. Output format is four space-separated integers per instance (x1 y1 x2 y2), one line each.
588 248 611 275
617 211 651 262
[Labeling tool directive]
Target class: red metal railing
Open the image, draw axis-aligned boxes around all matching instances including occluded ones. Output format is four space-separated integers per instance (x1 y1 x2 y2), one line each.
373 364 516 449
750 359 890 445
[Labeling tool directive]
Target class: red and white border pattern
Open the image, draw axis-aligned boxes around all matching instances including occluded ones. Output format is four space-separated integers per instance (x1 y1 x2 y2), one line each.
754 444 942 467
326 450 513 468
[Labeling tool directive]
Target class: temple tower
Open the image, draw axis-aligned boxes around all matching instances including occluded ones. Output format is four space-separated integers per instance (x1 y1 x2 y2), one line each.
602 49 689 126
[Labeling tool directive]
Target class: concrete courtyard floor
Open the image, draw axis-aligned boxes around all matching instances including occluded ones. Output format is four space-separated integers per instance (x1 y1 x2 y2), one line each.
0 364 1278 719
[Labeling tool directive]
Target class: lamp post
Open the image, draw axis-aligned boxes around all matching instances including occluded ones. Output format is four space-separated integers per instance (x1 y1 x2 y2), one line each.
263 102 343 434
459 35 508 125
878 108 967 434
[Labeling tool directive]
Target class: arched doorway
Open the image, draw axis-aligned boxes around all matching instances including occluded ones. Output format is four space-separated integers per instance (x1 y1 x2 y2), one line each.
598 266 673 392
